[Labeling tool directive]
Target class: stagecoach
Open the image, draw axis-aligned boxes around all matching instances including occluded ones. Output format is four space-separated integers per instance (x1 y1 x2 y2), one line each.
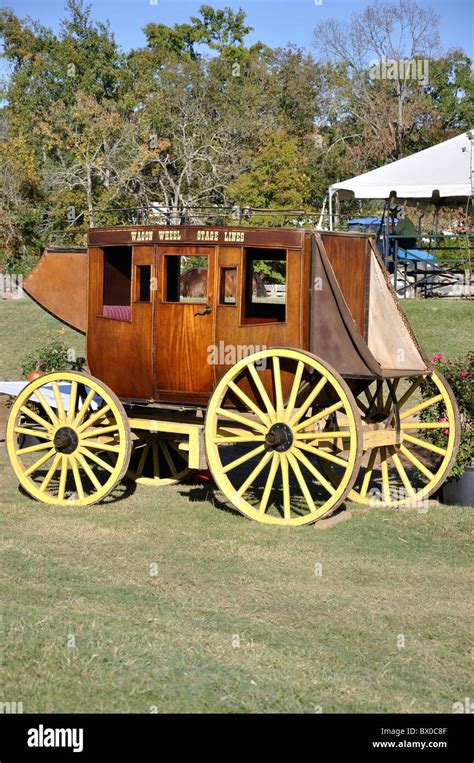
6 225 460 526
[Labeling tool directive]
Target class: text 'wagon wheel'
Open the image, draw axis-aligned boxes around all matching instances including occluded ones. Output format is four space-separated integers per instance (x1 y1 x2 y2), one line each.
7 371 132 506
127 431 191 486
205 349 363 526
318 372 460 507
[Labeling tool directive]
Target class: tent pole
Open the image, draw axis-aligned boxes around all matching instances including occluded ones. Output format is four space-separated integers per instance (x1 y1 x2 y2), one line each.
328 190 333 231
433 205 439 257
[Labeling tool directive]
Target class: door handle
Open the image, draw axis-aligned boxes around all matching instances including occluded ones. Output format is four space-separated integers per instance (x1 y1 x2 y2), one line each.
194 305 212 316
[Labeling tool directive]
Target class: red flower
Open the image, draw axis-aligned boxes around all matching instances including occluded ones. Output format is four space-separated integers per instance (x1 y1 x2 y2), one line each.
460 370 468 377
431 353 443 363
438 416 447 422
443 429 449 435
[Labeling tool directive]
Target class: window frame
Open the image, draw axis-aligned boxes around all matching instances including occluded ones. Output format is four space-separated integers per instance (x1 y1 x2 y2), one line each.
98 245 133 322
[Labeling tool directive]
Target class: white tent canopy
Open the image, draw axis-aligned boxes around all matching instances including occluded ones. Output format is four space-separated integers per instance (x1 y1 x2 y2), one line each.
328 130 473 228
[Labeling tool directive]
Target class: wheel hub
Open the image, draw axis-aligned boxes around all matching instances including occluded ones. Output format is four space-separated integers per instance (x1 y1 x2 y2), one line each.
53 426 79 454
265 422 294 452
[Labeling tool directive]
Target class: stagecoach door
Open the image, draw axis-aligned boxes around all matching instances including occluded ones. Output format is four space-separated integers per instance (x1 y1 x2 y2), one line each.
154 246 216 402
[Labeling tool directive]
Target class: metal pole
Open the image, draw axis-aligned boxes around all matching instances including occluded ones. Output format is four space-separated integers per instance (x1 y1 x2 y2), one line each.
433 205 439 257
394 242 399 290
328 190 333 231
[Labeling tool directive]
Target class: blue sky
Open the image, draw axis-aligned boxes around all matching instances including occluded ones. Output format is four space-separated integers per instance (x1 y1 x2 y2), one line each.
3 0 474 55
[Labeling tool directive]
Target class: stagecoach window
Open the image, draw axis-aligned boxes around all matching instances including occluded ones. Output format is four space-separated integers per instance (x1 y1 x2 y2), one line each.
243 248 286 322
137 265 151 302
101 246 132 320
219 268 237 304
165 255 208 303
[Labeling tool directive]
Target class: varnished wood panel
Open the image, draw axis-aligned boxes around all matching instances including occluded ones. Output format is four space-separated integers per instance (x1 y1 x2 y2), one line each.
320 233 369 338
87 246 155 400
23 249 88 332
89 225 305 250
154 246 215 400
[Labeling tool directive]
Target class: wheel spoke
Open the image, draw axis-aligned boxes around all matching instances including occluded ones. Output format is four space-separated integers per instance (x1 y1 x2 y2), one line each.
400 394 443 421
160 441 176 474
379 446 391 503
227 380 270 426
388 447 416 497
284 361 304 422
152 440 160 478
289 376 327 426
280 454 291 520
399 444 435 481
236 451 273 497
295 440 348 467
39 453 62 492
247 363 276 422
72 388 96 427
169 442 187 462
78 439 120 453
58 455 69 501
402 432 447 455
52 381 66 422
75 451 103 492
77 404 112 434
34 389 59 427
136 442 151 476
80 424 119 439
293 400 344 433
70 456 85 500
16 441 53 456
383 379 399 414
376 382 384 412
287 451 316 513
222 444 266 474
363 386 373 404
291 447 335 495
78 446 115 473
359 447 378 499
272 357 284 418
14 426 52 441
364 382 380 416
216 407 267 434
258 453 279 514
24 447 56 476
19 405 52 431
396 377 424 409
67 381 78 423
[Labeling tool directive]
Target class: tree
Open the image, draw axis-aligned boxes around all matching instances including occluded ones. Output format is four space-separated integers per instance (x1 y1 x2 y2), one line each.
227 129 310 209
313 0 441 162
144 60 241 222
36 92 151 231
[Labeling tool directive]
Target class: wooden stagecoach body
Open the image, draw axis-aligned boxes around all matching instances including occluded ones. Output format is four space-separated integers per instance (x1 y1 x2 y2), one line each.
11 225 458 524
24 226 429 402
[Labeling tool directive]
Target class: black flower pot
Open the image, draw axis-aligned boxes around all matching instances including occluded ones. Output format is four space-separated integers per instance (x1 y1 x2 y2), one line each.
441 466 474 507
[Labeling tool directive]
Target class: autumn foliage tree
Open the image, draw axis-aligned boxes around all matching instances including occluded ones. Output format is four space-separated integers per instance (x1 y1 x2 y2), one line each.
0 0 472 271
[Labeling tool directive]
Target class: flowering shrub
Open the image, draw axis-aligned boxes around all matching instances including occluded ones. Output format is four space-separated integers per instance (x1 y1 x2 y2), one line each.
21 338 70 378
419 352 473 480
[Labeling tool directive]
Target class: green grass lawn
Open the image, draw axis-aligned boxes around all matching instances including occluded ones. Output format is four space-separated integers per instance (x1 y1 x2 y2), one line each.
1 297 473 713
401 299 474 358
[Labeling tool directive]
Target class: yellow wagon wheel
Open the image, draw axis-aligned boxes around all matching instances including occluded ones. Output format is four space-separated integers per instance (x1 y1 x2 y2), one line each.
127 431 191 485
318 372 460 507
205 348 363 526
7 371 132 506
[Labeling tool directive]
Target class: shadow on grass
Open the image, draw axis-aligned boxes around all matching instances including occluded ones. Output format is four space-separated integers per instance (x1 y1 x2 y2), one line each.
18 477 138 507
178 483 244 519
